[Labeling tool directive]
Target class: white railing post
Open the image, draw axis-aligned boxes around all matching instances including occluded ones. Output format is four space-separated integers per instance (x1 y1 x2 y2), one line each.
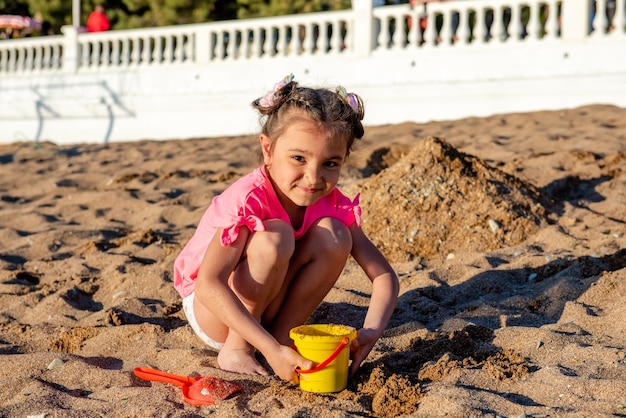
60 25 79 73
352 0 373 57
195 26 210 63
615 0 626 36
561 0 588 40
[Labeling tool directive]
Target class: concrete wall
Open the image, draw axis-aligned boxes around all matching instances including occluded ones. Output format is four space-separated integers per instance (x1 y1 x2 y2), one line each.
1 0 625 145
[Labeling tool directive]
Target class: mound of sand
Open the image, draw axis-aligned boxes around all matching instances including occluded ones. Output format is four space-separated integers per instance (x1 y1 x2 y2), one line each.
360 136 548 263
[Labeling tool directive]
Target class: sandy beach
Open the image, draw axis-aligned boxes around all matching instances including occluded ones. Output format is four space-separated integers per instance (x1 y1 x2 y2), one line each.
1 104 625 417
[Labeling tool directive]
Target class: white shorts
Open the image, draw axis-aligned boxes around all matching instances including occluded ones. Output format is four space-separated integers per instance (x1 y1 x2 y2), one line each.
182 292 224 351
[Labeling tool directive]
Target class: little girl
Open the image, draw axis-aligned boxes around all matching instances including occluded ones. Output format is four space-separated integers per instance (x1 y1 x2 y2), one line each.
174 74 399 384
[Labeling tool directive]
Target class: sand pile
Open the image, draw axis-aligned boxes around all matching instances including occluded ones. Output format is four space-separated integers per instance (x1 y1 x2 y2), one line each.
360 136 548 263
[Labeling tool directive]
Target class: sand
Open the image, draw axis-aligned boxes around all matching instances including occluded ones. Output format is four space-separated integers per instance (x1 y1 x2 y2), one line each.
1 104 625 417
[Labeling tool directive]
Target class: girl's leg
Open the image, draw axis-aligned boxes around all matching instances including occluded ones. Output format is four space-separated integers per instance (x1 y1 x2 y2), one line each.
193 219 295 375
264 217 353 345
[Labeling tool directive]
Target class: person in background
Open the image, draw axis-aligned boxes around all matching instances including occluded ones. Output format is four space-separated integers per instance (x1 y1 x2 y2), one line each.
173 74 399 383
409 0 460 44
87 4 110 33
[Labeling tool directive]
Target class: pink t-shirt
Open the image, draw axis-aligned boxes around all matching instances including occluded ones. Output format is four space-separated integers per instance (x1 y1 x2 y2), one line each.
173 165 361 298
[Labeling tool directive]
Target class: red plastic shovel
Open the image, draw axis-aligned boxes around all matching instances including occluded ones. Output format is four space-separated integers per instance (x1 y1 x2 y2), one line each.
133 367 242 406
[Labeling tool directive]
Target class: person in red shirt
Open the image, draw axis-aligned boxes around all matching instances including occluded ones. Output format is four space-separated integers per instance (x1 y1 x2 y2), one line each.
86 5 110 33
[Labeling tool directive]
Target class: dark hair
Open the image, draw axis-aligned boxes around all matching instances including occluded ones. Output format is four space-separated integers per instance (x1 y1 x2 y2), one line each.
252 80 365 156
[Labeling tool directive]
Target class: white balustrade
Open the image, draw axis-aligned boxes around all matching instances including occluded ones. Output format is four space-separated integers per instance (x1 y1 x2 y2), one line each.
0 0 625 144
372 0 566 50
1 0 620 75
75 25 197 69
0 35 63 73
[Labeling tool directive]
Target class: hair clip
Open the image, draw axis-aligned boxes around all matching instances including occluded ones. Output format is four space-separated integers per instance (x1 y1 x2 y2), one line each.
259 74 295 107
336 86 359 113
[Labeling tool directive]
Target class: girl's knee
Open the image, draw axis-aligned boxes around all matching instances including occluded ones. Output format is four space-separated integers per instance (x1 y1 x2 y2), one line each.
310 218 353 258
249 219 295 263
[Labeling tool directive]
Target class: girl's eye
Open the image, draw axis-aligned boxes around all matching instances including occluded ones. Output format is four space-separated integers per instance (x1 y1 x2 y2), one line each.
292 155 305 162
324 161 339 168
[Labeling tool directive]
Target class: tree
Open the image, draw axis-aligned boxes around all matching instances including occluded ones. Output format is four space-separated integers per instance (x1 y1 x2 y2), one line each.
106 0 219 29
0 0 30 16
236 0 351 19
15 0 70 34
7 0 351 36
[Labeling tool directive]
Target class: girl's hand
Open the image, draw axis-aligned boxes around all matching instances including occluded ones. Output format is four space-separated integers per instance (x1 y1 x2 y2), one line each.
266 344 315 384
348 328 380 376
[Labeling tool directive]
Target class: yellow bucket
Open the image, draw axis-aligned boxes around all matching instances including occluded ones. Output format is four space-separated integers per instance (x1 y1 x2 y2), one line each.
289 323 357 393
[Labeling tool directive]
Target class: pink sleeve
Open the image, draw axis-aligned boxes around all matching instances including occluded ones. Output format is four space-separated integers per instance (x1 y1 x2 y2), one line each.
216 192 269 246
332 192 361 228
220 214 266 246
351 193 362 227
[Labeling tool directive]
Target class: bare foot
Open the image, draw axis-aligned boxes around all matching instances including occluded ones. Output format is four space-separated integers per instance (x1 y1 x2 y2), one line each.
217 346 269 376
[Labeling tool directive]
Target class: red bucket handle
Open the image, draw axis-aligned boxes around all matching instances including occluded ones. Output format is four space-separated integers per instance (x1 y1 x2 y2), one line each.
295 336 350 374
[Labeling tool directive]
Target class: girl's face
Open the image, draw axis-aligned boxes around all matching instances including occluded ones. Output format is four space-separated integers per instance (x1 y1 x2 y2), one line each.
261 119 347 212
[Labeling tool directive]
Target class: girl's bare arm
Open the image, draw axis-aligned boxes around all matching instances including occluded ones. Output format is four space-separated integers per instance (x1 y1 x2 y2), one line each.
348 224 399 374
